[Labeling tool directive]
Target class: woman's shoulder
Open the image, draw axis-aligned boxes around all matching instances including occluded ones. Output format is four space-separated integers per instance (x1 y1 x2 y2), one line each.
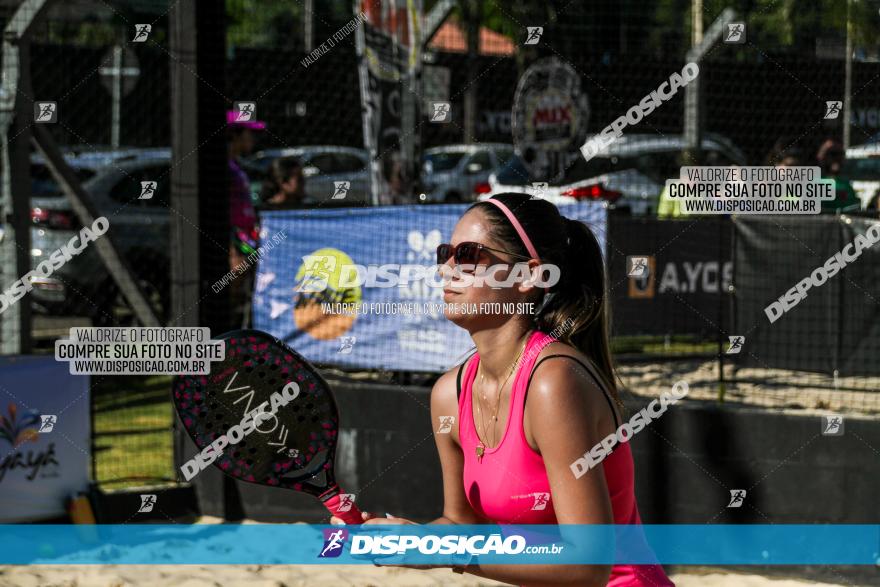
431 354 474 405
525 339 607 401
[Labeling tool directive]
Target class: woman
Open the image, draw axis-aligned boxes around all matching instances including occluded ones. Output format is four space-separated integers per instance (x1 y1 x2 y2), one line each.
260 156 306 209
333 193 673 586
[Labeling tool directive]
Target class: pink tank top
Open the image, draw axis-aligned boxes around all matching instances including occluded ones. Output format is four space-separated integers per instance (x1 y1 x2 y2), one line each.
457 330 673 586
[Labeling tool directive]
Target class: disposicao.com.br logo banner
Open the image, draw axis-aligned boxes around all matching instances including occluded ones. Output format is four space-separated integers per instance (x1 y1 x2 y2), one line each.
4 525 880 565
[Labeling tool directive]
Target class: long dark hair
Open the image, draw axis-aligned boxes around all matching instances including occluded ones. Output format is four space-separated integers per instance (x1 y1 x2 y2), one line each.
468 193 620 401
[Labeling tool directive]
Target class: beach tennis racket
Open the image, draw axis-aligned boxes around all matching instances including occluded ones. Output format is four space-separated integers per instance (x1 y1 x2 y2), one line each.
172 329 363 524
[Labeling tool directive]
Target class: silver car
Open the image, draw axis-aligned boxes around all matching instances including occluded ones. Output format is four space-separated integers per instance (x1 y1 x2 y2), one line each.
422 143 515 203
245 146 370 206
482 134 747 216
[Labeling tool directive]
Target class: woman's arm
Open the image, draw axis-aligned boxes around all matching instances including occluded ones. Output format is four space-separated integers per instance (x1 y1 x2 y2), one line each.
427 367 490 525
457 356 615 587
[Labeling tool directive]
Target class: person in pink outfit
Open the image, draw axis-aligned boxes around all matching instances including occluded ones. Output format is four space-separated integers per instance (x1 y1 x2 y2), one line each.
333 193 673 586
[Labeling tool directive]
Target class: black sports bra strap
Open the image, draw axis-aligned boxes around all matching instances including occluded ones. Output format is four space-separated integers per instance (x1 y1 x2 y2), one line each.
455 352 476 403
527 354 620 428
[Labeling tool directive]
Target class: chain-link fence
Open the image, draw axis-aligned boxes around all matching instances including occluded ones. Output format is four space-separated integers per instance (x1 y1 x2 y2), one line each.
0 0 878 490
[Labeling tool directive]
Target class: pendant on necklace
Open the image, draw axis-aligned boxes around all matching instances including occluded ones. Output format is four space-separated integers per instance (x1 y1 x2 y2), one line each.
475 443 485 461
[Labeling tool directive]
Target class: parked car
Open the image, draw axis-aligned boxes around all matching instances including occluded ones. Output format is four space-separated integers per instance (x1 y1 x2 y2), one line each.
421 143 514 203
844 142 880 210
244 146 370 206
477 134 747 216
29 154 172 324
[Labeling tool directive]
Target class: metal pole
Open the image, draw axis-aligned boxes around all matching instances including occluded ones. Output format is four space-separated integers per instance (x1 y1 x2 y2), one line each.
843 0 852 149
304 0 314 53
0 0 51 355
111 44 122 148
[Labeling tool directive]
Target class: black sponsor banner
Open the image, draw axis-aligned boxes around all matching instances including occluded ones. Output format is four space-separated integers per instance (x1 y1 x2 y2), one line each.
607 217 732 338
735 215 880 376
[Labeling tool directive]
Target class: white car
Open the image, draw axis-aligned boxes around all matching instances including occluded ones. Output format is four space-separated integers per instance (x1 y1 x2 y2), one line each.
422 144 515 203
844 143 880 210
478 134 747 216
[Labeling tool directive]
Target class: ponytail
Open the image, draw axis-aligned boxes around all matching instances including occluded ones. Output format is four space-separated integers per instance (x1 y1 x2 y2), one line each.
536 218 620 402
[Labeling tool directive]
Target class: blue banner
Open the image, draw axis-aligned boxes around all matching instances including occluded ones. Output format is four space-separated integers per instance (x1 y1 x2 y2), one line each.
253 203 606 371
0 356 90 522
2 524 878 565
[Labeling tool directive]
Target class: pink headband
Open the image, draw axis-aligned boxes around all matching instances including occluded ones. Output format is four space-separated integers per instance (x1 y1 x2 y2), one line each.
484 198 539 260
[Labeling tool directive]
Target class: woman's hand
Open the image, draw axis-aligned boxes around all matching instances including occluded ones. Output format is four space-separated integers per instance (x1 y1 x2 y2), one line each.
329 511 418 525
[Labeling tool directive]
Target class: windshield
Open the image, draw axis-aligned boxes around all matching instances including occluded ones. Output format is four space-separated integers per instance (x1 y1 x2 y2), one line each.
843 157 880 181
32 164 96 198
424 152 465 173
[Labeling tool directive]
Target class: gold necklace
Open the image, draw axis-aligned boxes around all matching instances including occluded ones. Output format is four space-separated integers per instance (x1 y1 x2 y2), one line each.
474 333 530 462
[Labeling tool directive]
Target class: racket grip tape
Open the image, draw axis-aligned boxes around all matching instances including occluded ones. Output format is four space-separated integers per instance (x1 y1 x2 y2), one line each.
321 490 364 525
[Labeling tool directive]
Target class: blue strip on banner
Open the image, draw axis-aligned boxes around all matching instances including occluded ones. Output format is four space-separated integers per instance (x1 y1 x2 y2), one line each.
2 525 878 565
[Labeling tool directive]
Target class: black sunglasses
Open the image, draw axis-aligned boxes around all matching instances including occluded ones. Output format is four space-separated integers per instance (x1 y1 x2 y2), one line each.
437 242 532 265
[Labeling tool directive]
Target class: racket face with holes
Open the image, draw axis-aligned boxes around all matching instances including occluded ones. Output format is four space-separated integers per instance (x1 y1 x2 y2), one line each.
172 329 341 497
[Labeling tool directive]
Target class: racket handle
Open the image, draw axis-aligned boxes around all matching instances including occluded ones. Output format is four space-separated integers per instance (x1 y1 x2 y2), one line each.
322 491 364 525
